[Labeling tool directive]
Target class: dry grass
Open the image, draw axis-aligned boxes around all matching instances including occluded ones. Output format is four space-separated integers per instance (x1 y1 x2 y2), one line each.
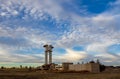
0 69 120 79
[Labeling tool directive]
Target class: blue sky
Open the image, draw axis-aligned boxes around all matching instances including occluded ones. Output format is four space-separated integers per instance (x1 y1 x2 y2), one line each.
0 0 120 66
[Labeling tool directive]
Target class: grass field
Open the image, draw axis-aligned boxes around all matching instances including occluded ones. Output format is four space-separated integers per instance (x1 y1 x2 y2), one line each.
0 69 120 79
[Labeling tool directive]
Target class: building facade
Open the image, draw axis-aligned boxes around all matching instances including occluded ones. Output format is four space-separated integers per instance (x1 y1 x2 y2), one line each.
62 61 100 73
69 62 100 73
62 62 73 71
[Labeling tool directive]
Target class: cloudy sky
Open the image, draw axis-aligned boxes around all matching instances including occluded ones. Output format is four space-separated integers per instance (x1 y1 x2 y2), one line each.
0 0 120 66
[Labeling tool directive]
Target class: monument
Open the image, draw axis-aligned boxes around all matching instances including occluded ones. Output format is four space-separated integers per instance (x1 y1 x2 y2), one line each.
43 44 54 65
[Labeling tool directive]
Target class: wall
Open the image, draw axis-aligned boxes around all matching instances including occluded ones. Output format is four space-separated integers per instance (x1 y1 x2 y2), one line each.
62 62 73 71
69 63 100 73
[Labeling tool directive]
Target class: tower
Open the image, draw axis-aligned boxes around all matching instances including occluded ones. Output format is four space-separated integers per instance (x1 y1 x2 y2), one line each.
43 44 54 65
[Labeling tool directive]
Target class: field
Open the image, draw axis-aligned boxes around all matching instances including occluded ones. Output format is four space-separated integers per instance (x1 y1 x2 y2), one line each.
0 69 120 79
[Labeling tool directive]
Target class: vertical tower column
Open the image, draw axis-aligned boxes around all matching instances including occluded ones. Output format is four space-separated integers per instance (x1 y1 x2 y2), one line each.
45 51 48 64
49 51 52 64
43 44 53 65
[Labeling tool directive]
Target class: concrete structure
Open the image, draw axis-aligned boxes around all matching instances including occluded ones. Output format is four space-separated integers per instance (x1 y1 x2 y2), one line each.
43 44 54 65
62 62 73 71
69 61 100 73
55 65 63 70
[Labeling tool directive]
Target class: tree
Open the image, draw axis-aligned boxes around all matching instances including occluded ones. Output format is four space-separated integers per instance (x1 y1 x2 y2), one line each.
28 66 32 71
100 64 106 72
20 65 22 69
1 66 5 69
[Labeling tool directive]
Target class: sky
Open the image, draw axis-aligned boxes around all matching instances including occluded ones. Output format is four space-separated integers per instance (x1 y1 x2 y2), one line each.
0 0 120 66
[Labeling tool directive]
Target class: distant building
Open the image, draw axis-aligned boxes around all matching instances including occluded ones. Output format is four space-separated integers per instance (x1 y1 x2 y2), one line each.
55 65 63 70
62 62 73 71
62 61 100 73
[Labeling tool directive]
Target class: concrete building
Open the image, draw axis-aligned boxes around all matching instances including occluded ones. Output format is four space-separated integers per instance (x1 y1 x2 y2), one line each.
55 65 63 70
69 61 100 73
62 61 100 73
62 62 73 71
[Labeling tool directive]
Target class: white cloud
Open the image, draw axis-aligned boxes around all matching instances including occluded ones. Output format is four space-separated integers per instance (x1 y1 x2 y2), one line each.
0 26 56 50
0 47 44 63
86 42 114 54
0 12 6 16
0 0 66 21
57 0 120 47
54 0 120 65
53 49 87 62
86 42 118 59
0 0 120 65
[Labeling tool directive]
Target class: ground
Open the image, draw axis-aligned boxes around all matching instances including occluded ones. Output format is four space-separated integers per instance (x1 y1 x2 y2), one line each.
0 69 120 79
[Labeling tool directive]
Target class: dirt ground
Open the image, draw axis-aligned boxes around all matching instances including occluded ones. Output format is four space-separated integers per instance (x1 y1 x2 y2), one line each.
0 69 120 79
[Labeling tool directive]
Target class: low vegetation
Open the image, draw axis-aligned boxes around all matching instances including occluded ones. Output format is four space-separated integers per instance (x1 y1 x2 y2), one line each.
0 68 120 79
1 58 119 79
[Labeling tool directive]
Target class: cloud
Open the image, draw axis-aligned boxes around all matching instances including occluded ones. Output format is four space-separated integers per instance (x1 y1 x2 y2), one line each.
54 0 120 65
57 0 120 46
53 48 87 63
0 0 66 21
86 42 119 59
0 47 44 63
0 25 57 50
0 0 120 65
